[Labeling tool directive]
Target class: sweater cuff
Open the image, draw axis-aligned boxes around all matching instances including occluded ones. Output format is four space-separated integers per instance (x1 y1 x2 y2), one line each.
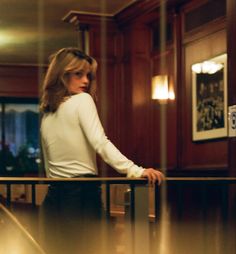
127 165 145 178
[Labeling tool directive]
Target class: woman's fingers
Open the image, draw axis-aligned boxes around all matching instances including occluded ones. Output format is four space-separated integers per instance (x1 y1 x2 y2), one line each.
142 168 165 185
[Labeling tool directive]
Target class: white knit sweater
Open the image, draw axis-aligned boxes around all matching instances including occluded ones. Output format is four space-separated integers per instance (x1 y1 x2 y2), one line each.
41 93 144 178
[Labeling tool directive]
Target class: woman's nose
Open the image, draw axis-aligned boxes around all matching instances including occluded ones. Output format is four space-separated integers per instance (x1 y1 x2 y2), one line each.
82 75 89 84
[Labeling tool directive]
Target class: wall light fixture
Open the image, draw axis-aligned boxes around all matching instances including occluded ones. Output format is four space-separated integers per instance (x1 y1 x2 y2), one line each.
152 75 175 102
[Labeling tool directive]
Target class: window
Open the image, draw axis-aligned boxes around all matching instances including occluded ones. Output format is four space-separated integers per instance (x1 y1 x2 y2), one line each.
0 98 40 176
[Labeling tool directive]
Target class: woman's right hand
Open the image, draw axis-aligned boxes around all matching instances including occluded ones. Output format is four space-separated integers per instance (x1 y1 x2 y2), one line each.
142 168 165 185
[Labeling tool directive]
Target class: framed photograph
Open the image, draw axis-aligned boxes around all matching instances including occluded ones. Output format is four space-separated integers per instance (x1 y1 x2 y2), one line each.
192 53 227 141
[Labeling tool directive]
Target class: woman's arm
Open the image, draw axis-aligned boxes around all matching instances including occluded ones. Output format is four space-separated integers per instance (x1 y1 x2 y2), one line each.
76 93 164 183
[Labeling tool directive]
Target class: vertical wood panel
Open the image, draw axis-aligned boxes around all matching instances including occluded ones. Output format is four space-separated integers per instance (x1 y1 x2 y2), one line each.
182 29 228 171
151 49 177 169
121 24 155 167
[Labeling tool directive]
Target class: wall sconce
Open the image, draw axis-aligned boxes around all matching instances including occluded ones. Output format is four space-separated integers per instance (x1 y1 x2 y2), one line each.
152 75 175 102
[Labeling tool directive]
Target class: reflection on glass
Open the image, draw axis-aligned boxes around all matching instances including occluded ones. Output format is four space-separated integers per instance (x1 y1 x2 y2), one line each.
2 104 39 174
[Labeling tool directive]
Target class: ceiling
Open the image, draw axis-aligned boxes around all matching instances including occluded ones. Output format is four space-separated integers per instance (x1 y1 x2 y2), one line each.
0 0 136 65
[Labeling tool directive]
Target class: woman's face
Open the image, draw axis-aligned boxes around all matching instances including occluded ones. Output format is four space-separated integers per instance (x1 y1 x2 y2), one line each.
67 70 90 94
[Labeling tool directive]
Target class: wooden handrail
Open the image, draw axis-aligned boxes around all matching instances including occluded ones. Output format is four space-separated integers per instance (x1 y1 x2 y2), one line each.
0 177 148 184
0 176 236 184
1 176 236 219
166 177 236 183
1 176 235 222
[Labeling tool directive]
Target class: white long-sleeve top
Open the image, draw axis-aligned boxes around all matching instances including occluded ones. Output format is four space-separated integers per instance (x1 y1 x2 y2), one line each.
40 93 145 178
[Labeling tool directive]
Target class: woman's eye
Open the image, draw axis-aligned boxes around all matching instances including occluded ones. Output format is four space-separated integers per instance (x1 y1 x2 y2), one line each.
74 72 83 78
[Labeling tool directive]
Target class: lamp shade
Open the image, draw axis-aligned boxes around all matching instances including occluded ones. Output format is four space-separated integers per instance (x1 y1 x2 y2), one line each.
152 75 169 100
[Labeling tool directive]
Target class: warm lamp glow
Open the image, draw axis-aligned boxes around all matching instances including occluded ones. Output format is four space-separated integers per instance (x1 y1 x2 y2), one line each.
152 75 175 101
168 89 175 100
152 75 168 100
0 32 14 46
191 61 223 74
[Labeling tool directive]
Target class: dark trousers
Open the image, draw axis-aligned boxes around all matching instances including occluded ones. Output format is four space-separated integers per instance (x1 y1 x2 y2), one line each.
40 181 104 254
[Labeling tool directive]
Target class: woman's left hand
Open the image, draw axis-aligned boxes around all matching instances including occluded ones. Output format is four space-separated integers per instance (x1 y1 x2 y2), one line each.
141 168 165 185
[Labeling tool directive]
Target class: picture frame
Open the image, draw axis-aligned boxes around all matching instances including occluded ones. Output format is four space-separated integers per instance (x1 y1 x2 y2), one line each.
192 53 227 141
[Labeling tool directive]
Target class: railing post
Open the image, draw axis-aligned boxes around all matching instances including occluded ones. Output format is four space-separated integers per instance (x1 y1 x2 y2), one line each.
105 183 110 219
154 183 161 221
221 183 228 221
124 183 149 254
129 183 135 222
201 182 207 220
6 184 11 208
31 184 36 207
133 184 150 254
176 182 183 220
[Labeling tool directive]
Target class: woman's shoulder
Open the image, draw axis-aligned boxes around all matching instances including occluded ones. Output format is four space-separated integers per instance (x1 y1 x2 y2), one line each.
68 92 92 103
68 93 95 109
71 92 92 100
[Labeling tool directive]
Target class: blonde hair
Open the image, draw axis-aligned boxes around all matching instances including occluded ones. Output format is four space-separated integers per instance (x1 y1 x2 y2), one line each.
40 47 97 113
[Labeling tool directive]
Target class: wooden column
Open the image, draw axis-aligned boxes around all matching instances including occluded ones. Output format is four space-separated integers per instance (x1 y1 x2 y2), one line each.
121 23 152 166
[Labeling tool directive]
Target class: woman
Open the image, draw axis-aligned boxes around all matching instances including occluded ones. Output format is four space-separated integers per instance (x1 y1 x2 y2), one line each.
40 47 164 254
40 47 163 182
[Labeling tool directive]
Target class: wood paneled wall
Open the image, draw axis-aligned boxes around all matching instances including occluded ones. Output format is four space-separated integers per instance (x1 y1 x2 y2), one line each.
1 0 234 176
0 65 41 98
115 0 229 175
179 0 228 174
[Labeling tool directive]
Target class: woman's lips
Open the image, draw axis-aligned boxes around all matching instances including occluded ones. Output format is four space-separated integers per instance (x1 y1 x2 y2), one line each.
80 87 88 92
